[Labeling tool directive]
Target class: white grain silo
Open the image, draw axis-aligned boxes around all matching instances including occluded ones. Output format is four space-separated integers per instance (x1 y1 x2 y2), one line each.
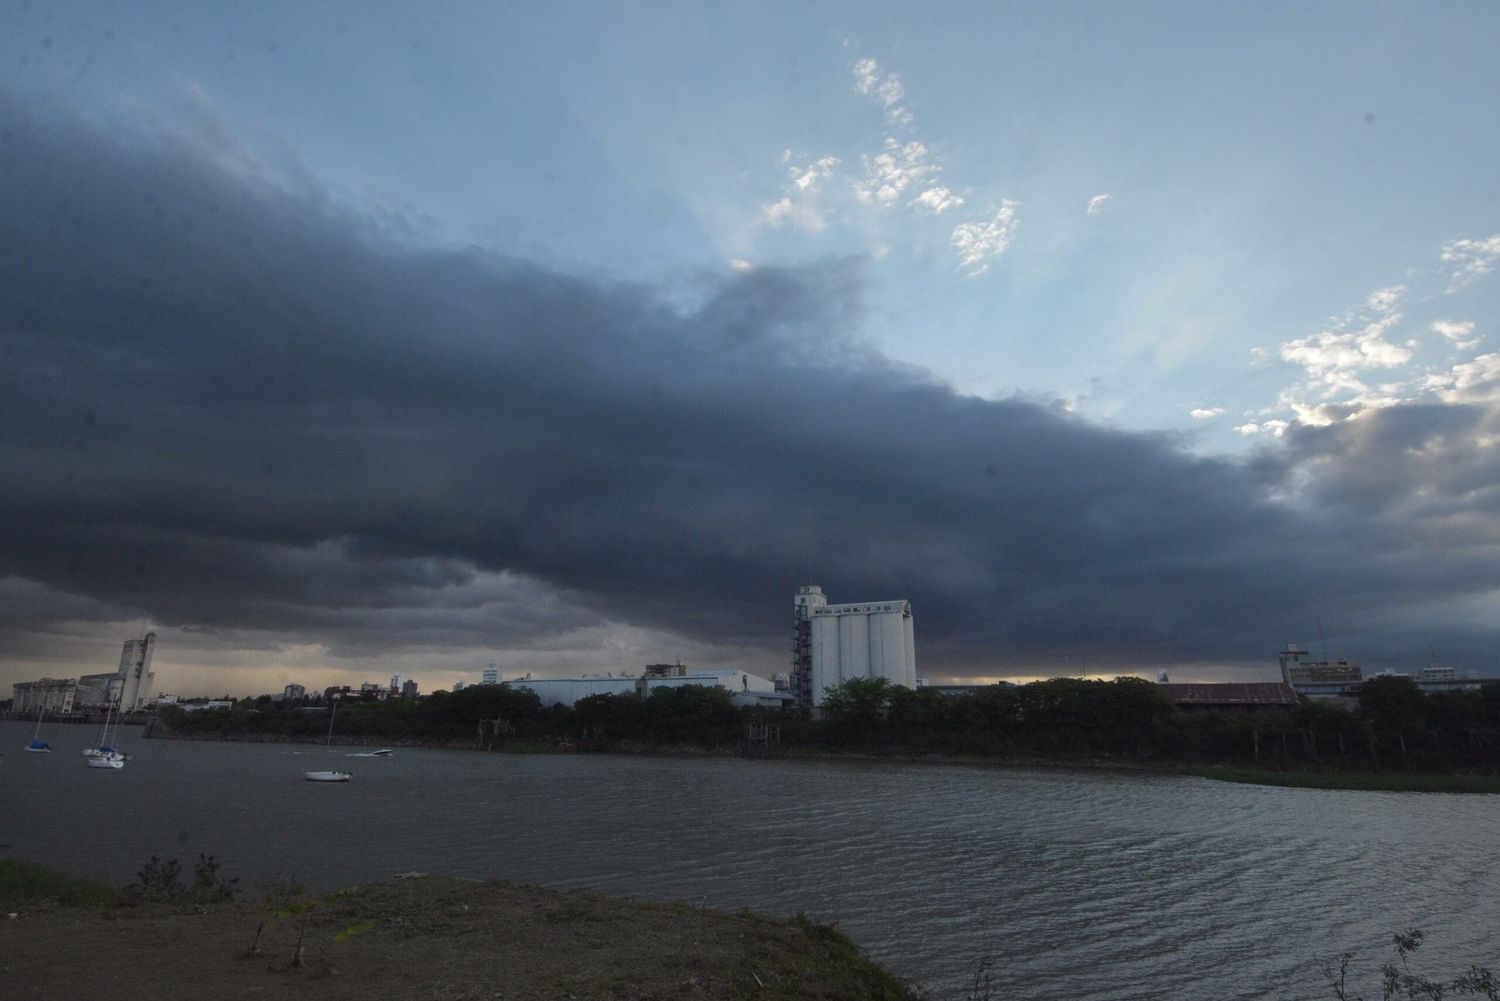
791 586 916 707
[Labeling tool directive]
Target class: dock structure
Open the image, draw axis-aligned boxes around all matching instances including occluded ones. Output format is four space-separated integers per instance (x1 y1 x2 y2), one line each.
742 722 782 758
476 717 514 751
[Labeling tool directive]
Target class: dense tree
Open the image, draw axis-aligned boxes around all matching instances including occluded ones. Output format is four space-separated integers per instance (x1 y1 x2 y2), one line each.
148 675 1500 772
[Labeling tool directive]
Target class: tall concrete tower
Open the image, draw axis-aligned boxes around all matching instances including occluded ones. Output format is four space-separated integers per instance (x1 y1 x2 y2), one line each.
791 585 828 707
117 632 157 710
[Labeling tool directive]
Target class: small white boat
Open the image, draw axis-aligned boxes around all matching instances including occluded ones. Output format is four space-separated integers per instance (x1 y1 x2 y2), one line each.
304 770 352 782
87 752 125 770
348 748 394 758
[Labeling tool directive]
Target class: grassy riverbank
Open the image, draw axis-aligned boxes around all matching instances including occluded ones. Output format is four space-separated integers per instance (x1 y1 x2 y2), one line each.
0 860 919 1001
1186 766 1500 793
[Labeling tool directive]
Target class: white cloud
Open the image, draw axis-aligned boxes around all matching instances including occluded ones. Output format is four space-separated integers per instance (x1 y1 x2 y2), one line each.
790 155 840 192
1440 234 1500 292
1189 407 1225 420
1365 284 1405 312
1432 319 1480 351
911 185 964 214
1086 194 1111 216
951 201 1019 276
852 56 913 126
1245 236 1500 436
853 58 881 96
1234 420 1288 437
1269 285 1424 428
1280 311 1411 391
727 259 755 272
877 74 906 110
855 138 937 207
1287 400 1349 427
1429 352 1500 403
749 153 842 238
761 196 827 232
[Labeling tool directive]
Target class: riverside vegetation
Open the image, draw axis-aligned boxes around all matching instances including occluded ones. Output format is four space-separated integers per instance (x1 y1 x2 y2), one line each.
3 858 1495 1000
152 674 1500 788
1 858 919 1000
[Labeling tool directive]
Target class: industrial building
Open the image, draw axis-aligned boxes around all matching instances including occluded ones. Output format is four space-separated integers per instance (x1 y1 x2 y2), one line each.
16 633 158 712
1278 645 1364 696
791 585 917 707
11 678 79 714
509 667 786 708
75 669 121 707
1276 644 1497 701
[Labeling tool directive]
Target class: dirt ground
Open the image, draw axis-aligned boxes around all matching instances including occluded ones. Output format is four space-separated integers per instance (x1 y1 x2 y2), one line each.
0 875 920 1001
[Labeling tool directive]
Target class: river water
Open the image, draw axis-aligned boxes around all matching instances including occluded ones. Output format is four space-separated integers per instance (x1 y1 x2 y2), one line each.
3 720 1497 999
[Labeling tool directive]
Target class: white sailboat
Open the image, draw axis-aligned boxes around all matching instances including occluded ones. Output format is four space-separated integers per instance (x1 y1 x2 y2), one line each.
84 701 126 769
303 698 351 780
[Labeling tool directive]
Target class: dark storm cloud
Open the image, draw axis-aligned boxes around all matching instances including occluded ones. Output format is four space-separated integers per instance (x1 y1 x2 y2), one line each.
5 98 1500 673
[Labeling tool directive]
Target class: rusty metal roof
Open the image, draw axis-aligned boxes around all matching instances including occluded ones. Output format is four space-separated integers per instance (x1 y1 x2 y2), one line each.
1158 682 1298 707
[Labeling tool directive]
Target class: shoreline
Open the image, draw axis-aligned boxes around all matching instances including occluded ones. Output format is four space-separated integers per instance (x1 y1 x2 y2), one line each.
134 723 1500 792
1184 765 1500 794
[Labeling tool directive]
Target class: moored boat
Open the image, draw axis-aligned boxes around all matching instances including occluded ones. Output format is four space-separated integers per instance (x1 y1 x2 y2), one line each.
84 701 127 769
25 709 53 752
304 770 352 782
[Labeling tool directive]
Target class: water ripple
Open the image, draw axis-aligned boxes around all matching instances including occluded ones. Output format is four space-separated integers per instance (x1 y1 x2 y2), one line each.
3 726 1497 999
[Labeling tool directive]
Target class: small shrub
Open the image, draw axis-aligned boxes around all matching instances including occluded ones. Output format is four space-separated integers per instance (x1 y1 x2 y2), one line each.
124 854 240 905
126 855 185 902
190 853 239 903
1328 929 1500 1000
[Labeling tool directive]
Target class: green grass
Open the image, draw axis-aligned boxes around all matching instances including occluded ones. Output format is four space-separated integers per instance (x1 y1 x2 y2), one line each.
0 859 123 908
781 914 922 1000
1187 766 1500 793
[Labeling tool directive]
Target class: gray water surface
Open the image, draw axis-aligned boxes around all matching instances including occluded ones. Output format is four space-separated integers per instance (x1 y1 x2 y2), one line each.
3 721 1496 999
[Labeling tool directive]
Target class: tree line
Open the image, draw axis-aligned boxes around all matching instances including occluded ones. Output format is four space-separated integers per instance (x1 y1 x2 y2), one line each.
155 675 1500 772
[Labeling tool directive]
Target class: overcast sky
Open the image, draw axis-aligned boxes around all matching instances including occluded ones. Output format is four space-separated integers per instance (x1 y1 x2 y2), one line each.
3 2 1500 696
